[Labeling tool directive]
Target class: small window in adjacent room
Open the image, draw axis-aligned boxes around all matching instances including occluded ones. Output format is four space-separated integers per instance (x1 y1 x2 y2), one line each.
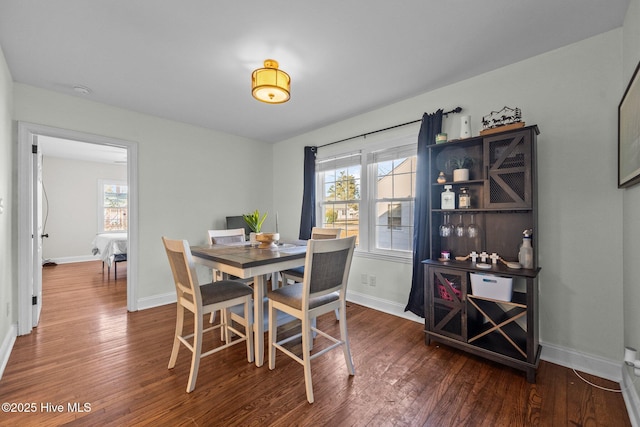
98 180 127 232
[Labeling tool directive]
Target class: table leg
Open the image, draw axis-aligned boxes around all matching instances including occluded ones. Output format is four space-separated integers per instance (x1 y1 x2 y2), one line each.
254 274 266 367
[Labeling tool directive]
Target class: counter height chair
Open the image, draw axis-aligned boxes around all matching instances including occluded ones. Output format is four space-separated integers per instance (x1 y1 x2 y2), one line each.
267 235 356 403
207 228 255 337
162 237 254 393
279 227 342 287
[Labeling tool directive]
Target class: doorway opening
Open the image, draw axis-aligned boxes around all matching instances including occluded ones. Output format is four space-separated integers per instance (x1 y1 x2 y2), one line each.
17 122 139 336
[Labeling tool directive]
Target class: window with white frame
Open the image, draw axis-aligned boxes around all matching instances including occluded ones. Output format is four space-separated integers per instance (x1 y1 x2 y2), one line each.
316 135 417 259
98 180 128 232
370 144 416 254
317 153 361 243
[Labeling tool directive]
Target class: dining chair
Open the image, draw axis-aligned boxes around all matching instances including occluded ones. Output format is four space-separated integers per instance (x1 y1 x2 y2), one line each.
207 228 255 334
207 228 253 278
279 227 342 287
162 236 254 393
267 235 356 403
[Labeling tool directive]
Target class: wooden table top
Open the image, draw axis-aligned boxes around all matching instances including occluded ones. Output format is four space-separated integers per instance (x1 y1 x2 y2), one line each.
190 243 307 269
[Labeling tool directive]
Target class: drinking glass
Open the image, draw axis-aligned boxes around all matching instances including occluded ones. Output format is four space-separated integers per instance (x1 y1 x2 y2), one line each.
439 213 454 237
455 214 465 237
466 213 483 252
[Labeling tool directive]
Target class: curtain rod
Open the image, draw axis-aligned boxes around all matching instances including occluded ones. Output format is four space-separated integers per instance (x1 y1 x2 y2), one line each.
317 107 462 148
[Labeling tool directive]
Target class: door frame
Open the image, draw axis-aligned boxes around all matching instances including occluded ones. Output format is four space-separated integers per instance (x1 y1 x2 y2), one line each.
17 122 139 335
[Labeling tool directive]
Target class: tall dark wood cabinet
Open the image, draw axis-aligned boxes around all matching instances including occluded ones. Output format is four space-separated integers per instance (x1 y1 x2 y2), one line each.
423 125 541 382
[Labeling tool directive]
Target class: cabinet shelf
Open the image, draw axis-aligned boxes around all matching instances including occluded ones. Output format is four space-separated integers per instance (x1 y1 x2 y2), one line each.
433 208 532 213
432 179 484 186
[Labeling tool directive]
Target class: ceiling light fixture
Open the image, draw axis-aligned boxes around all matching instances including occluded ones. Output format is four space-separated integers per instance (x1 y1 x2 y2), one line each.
251 59 290 104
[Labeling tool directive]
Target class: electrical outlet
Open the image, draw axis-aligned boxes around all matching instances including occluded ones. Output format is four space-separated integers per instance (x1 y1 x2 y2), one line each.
369 275 376 286
361 274 368 284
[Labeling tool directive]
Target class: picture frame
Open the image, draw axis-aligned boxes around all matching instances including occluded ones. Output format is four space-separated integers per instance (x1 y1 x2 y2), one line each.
618 59 640 188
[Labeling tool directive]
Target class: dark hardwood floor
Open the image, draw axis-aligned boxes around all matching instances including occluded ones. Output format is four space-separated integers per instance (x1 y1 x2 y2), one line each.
0 261 630 426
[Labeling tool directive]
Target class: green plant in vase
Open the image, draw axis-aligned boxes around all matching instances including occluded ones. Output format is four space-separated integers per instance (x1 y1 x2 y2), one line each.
243 209 268 233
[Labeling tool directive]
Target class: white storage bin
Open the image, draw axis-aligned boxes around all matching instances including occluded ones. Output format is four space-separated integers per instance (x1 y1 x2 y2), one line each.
470 273 513 302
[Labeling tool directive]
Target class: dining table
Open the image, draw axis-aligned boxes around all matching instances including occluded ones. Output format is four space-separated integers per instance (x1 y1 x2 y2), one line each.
190 241 307 367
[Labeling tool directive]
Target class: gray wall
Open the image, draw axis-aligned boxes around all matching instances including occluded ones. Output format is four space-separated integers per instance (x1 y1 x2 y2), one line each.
0 41 14 361
622 0 640 409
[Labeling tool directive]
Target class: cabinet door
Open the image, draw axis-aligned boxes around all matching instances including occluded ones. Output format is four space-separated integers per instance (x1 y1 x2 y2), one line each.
483 130 532 209
428 267 467 341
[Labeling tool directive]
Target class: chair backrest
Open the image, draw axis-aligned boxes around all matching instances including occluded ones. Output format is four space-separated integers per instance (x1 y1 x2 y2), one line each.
303 236 356 303
207 228 247 245
162 237 202 310
225 216 252 239
310 227 342 240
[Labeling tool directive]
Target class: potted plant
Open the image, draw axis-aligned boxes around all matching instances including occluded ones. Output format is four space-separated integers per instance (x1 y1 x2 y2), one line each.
446 156 474 182
243 209 268 233
243 210 279 248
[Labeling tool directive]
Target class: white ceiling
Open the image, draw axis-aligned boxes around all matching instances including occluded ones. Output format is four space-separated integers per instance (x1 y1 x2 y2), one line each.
0 0 631 145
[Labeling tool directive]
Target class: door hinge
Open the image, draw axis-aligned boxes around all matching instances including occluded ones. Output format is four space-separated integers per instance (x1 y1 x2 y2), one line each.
32 144 38 154
32 296 37 305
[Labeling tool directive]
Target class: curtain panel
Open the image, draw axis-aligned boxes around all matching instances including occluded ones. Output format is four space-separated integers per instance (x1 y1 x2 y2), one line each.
299 146 317 240
405 110 443 317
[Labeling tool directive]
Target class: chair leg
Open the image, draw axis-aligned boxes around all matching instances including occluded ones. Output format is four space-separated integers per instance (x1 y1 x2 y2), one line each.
268 300 277 370
168 304 184 369
223 308 231 344
339 305 355 376
186 312 203 393
301 315 314 403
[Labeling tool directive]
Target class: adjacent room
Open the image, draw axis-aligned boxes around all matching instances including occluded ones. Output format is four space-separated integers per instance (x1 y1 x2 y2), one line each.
0 1 639 425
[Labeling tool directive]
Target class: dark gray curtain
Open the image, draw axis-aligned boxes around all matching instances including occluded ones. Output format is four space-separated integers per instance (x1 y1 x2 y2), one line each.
299 146 317 240
405 110 443 317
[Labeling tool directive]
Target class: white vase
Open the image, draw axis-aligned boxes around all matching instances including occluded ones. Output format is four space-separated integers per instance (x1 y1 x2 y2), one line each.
460 115 471 139
453 168 469 182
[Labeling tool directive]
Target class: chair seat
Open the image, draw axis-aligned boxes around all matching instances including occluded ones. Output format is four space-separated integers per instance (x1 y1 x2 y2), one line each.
281 266 305 277
113 253 127 262
201 280 253 305
268 282 339 310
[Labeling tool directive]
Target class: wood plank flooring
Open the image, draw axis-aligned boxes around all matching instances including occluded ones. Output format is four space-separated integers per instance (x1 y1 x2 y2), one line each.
0 261 631 426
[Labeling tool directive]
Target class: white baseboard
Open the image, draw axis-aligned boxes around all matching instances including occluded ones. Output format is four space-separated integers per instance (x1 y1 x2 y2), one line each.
346 289 424 324
47 255 101 264
622 366 640 427
0 323 17 380
539 341 622 382
136 292 176 311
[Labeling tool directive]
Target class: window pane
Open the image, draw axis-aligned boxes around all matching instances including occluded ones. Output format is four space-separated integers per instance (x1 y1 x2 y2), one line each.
320 204 359 245
373 153 416 253
375 200 413 251
102 183 127 232
319 161 361 245
377 160 394 178
394 173 413 198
